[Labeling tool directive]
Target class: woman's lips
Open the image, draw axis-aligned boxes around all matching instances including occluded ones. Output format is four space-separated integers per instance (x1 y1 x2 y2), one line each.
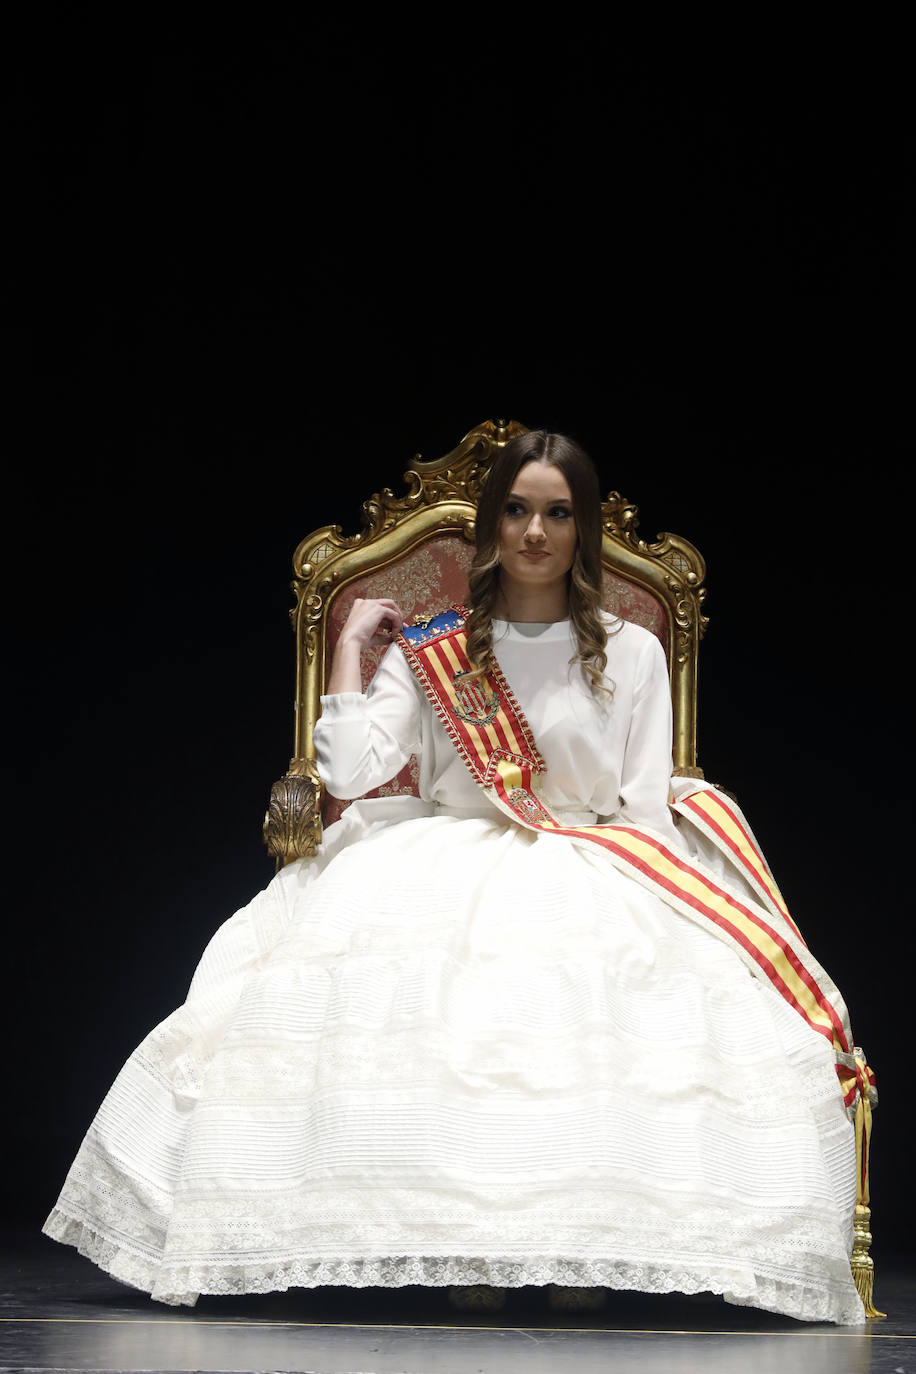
520 550 550 559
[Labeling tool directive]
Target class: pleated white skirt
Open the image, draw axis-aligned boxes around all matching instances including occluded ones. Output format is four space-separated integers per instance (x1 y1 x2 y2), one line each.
44 802 863 1322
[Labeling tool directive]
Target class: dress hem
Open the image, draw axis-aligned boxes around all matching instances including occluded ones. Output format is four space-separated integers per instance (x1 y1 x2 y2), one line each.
43 1207 866 1326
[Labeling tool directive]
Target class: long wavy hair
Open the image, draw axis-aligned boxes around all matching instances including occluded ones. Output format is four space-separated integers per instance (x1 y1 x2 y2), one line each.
465 431 614 697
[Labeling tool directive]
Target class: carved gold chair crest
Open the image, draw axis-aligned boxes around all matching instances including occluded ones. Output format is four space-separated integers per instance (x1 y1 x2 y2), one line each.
264 418 707 865
263 416 880 1316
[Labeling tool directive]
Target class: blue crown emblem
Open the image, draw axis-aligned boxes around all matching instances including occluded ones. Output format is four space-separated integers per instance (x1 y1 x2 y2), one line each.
399 608 465 647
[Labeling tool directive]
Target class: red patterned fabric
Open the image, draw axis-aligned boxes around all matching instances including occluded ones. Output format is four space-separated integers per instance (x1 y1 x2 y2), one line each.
603 570 668 643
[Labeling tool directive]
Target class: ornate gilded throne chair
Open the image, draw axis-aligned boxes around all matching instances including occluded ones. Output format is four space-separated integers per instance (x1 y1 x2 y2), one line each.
263 417 880 1317
264 418 708 859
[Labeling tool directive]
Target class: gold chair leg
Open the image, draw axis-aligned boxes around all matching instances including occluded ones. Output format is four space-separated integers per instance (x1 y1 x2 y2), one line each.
850 1203 886 1319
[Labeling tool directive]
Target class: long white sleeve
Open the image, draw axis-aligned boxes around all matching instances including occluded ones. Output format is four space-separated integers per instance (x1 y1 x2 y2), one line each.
616 633 678 838
314 645 423 800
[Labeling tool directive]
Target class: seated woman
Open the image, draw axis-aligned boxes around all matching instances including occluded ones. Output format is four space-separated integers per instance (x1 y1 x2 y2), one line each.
44 430 868 1324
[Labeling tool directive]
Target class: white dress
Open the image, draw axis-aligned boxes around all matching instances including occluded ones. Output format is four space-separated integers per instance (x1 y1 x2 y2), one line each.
43 617 864 1323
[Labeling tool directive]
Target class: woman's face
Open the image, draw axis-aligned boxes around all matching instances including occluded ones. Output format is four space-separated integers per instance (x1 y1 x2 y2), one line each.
497 459 578 591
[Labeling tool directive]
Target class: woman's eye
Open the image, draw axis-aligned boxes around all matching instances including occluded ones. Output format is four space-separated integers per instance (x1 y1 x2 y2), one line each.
504 502 525 517
550 507 573 519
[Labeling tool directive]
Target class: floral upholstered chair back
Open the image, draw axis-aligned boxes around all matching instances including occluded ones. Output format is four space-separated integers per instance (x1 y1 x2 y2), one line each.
264 419 708 866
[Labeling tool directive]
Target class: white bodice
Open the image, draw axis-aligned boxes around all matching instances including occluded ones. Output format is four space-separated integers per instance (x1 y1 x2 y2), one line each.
314 616 679 840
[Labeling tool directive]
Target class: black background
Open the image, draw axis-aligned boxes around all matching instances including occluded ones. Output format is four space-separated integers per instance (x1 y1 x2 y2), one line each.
7 16 912 1263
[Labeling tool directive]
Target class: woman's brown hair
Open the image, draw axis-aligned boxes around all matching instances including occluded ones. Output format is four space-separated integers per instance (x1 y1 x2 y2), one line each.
465 431 615 696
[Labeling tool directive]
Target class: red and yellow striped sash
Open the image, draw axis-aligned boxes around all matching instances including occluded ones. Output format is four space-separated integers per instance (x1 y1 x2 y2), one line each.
398 612 876 1133
670 787 804 942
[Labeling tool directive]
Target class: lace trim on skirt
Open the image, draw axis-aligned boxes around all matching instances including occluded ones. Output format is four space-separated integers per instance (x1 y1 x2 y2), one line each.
43 1208 865 1325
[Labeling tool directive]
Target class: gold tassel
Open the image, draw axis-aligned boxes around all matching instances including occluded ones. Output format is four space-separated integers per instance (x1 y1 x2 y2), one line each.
852 1262 885 1320
850 1202 886 1320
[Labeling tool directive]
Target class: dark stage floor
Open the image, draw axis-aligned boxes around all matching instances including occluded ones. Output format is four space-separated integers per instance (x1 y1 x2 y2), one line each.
1 1231 912 1373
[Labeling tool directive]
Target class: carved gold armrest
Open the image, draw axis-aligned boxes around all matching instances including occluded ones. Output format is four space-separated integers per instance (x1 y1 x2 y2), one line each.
263 757 324 868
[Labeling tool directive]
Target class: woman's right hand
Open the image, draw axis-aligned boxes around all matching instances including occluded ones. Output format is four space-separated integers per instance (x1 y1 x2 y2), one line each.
337 598 406 649
327 599 406 695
